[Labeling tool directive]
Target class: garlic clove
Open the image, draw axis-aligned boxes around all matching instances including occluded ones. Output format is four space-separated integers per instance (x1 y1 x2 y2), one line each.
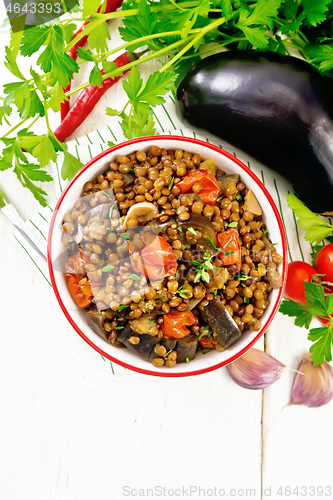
227 348 285 389
290 359 333 408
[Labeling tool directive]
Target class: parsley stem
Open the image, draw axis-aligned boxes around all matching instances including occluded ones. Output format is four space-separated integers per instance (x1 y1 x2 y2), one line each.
97 30 201 59
0 118 27 139
66 1 203 52
180 38 247 60
66 37 194 97
160 17 226 73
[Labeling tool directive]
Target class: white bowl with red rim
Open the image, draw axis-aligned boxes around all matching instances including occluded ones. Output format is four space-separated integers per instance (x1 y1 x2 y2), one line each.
47 136 288 377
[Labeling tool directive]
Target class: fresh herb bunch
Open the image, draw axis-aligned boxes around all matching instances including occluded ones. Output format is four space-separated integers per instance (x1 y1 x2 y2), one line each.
287 194 333 265
280 282 333 366
1 0 333 205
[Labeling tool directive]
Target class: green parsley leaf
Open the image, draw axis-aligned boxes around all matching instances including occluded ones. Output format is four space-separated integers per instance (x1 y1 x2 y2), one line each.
88 21 111 53
287 194 333 243
279 298 313 328
28 134 56 169
228 221 238 228
306 43 333 72
302 0 331 27
123 66 143 102
61 150 83 181
120 232 129 240
243 296 249 304
308 327 333 365
130 274 142 281
202 348 211 354
136 70 176 109
77 47 95 62
119 0 158 46
4 46 25 80
235 194 242 202
35 25 79 87
236 0 282 49
89 64 103 86
47 82 68 113
287 193 333 244
102 265 115 272
106 107 121 117
118 304 129 312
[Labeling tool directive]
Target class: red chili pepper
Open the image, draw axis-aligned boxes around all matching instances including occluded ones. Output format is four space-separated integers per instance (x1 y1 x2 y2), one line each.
60 0 123 121
161 312 198 339
216 229 242 267
55 51 134 143
176 170 220 205
129 233 178 281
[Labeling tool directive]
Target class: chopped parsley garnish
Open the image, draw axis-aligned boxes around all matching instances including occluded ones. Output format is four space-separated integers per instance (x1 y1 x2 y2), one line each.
208 238 221 252
228 221 238 228
185 357 190 362
217 196 224 202
102 265 115 272
118 305 130 311
168 177 174 190
129 168 135 174
109 205 114 220
177 285 191 299
129 274 142 281
115 326 124 330
202 349 211 355
243 296 250 304
120 232 129 240
235 194 242 202
187 227 197 236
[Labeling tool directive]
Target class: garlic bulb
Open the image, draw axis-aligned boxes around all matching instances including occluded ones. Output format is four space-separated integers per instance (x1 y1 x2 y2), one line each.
290 359 333 408
227 348 285 389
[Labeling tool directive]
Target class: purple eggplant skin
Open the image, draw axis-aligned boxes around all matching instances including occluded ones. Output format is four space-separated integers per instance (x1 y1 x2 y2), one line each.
176 51 333 213
200 297 241 348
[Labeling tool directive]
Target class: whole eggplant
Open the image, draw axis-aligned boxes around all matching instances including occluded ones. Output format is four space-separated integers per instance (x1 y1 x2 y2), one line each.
176 51 333 213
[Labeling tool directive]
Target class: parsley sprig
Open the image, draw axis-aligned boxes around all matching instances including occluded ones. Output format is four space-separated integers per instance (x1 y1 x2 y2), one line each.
2 0 333 205
188 252 217 283
287 194 333 244
279 282 333 365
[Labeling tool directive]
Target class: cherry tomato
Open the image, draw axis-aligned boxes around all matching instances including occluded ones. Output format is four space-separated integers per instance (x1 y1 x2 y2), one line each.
65 253 93 308
198 335 216 349
176 170 220 205
217 229 242 267
161 312 198 338
315 244 333 283
284 261 317 303
129 232 178 281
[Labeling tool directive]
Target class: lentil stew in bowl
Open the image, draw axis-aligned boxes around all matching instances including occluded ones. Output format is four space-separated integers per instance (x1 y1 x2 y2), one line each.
59 141 284 370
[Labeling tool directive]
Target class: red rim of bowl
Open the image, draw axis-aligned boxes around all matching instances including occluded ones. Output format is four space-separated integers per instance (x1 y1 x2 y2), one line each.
47 135 288 377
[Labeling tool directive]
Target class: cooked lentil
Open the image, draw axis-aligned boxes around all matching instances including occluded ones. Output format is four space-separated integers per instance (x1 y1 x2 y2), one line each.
63 146 283 368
